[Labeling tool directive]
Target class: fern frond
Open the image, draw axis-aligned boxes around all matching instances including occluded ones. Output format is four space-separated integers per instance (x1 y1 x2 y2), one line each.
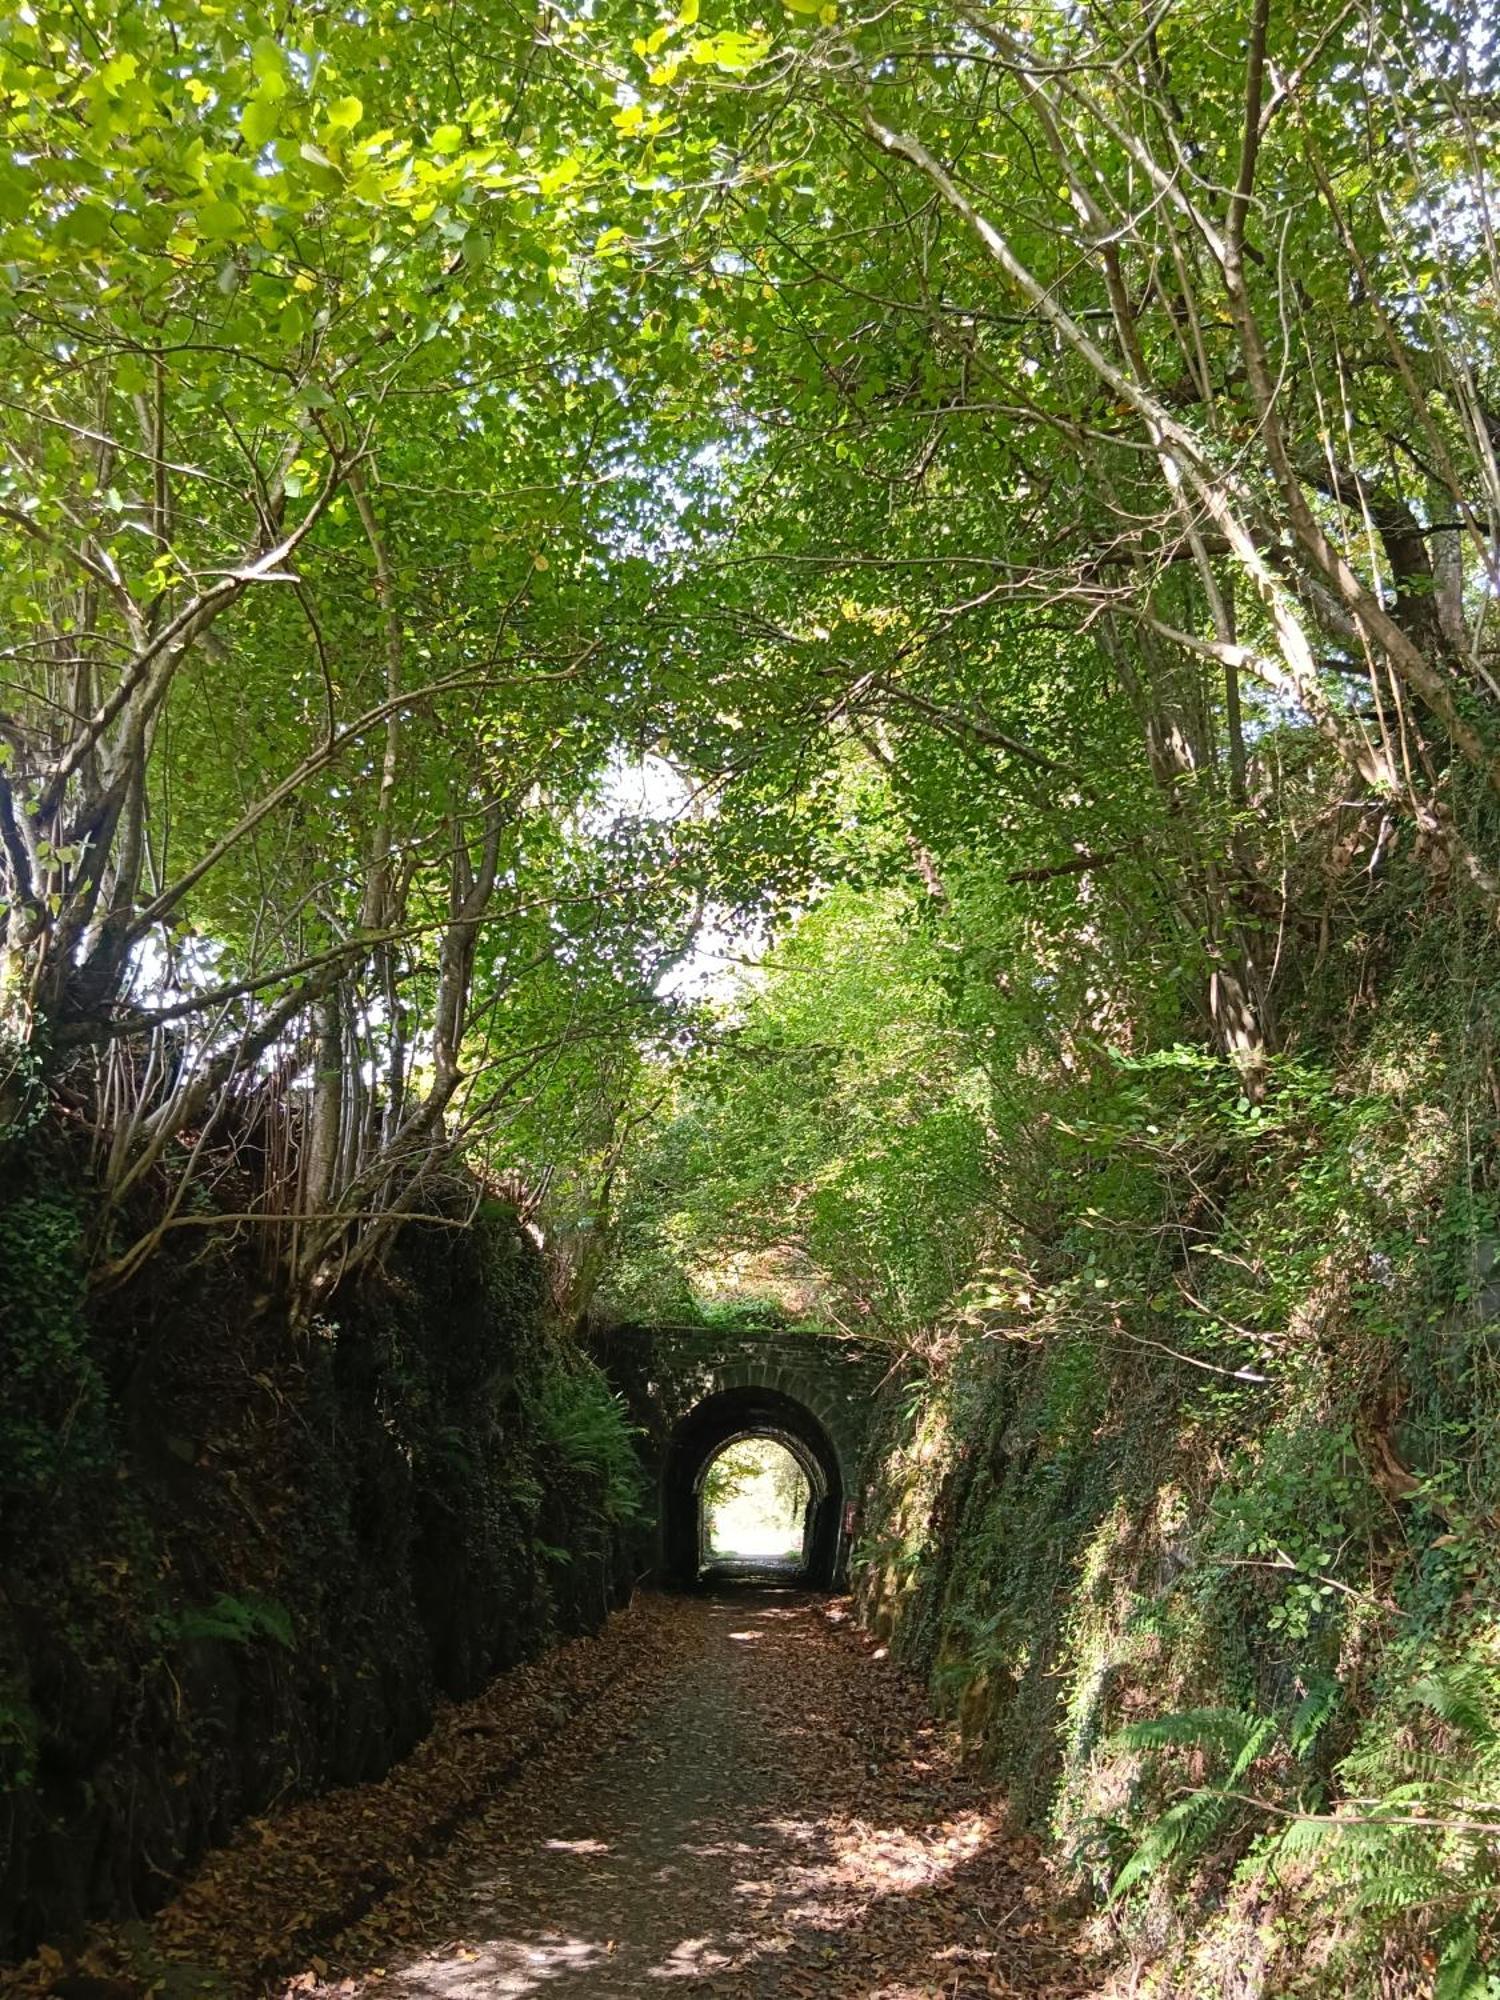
1112 1706 1260 1757
1412 1674 1498 1748
1226 1715 1278 1786
1266 1814 1341 1866
1289 1674 1341 1756
1434 1917 1490 2000
1108 1791 1232 1905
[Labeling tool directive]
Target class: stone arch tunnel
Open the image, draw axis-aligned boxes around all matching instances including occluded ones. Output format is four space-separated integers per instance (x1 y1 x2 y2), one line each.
594 1323 890 1589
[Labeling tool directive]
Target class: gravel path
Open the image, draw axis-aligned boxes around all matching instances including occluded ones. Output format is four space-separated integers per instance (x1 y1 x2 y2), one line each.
326 1589 1088 2000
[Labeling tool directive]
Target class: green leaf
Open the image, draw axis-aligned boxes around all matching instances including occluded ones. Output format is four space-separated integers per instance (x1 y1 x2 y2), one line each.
61 202 111 248
539 156 582 197
690 30 770 69
241 90 282 148
0 169 32 223
195 198 247 241
99 53 139 92
251 35 285 80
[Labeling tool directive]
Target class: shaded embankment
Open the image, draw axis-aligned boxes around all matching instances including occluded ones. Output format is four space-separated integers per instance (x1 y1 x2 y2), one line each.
0 1177 637 1960
3 1593 1090 2000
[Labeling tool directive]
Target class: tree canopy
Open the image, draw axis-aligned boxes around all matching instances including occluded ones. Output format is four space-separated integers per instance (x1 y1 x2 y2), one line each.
2 0 1496 1318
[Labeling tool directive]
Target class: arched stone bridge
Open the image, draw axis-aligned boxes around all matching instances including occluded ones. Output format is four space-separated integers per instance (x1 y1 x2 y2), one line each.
593 1322 891 1590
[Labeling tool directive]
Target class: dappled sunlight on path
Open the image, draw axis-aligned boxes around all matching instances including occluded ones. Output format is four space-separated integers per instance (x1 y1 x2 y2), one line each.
307 1594 1087 2000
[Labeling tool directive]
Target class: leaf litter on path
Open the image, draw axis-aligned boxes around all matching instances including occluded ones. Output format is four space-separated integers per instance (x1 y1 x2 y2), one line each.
3 1591 1098 2000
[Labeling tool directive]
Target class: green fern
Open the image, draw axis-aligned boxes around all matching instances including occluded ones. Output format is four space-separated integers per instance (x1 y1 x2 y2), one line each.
1110 1669 1500 1993
1110 1791 1229 1902
1107 1706 1278 1906
1274 1665 1500 1989
531 1361 644 1526
1288 1673 1340 1755
158 1593 294 1649
1434 1918 1500 2000
1114 1705 1268 1759
1412 1670 1497 1747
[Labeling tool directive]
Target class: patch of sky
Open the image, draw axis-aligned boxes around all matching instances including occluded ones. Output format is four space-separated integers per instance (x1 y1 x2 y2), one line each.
588 751 765 1001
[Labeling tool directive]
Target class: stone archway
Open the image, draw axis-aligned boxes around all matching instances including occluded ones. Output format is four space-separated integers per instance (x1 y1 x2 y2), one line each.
661 1385 846 1588
591 1320 892 1590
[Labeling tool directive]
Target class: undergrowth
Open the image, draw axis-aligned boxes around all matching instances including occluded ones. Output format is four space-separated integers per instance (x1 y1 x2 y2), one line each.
0 1188 106 1493
531 1359 644 1528
854 912 1500 1997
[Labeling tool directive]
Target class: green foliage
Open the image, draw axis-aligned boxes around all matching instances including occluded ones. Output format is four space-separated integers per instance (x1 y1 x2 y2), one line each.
156 1594 295 1650
1105 1661 1500 1994
812 853 1500 1991
0 1030 47 1143
607 871 1002 1332
1104 1703 1308 1901
531 1360 644 1526
0 0 735 1309
0 1191 106 1491
1108 1709 1279 1905
2 0 1499 1990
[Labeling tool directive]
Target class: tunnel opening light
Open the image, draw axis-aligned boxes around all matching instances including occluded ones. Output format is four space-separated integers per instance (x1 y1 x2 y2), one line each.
700 1437 812 1574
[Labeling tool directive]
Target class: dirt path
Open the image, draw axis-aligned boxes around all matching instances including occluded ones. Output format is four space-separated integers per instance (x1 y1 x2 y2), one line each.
5 1591 1091 2000
320 1589 1087 2000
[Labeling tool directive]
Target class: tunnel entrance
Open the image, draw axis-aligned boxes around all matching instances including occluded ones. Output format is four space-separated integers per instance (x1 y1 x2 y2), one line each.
662 1386 846 1589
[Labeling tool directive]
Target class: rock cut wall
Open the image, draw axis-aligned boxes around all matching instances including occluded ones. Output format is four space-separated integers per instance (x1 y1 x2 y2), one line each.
0 1165 632 1961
